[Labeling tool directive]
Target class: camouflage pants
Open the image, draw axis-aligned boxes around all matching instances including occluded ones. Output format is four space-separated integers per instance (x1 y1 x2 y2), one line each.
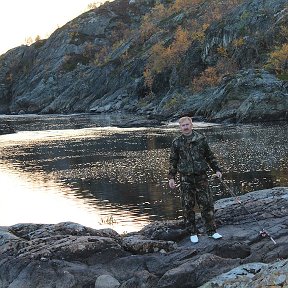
180 173 216 235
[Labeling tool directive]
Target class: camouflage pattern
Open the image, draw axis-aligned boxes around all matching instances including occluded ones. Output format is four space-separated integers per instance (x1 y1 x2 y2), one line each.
180 174 216 234
168 130 221 235
168 130 221 179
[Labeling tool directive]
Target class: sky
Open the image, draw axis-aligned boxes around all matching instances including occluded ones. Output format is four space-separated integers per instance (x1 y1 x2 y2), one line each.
0 0 104 56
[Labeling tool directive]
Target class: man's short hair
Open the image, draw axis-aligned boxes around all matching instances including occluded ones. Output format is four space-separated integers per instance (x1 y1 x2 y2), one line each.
179 116 192 124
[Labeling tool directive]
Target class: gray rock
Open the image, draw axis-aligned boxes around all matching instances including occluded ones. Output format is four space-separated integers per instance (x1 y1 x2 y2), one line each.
122 234 177 254
200 259 288 288
0 187 287 287
95 274 120 288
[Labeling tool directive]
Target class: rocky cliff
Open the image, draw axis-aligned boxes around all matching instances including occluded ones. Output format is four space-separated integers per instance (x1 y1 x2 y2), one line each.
0 0 287 123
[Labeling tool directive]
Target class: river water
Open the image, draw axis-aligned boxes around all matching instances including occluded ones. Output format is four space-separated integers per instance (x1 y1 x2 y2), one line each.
0 114 287 233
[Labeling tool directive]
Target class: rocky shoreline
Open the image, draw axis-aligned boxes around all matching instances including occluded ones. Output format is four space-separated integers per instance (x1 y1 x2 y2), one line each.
1 186 287 288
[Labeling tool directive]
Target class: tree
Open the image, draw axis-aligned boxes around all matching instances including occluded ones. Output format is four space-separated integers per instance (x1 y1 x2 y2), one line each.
266 43 288 75
192 66 220 92
143 27 191 91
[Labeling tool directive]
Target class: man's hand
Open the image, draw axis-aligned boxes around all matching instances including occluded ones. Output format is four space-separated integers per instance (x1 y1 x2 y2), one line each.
215 171 222 179
169 178 176 189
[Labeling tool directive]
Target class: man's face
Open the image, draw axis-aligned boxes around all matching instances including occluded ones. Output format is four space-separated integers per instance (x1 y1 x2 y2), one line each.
179 120 193 136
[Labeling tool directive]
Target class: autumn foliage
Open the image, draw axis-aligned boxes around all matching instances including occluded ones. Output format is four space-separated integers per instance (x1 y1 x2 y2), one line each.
92 0 283 93
192 67 220 92
140 3 169 41
144 27 190 90
192 55 238 92
141 0 245 92
266 43 288 75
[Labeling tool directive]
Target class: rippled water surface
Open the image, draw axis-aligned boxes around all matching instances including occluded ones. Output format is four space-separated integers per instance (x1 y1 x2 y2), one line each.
0 114 287 233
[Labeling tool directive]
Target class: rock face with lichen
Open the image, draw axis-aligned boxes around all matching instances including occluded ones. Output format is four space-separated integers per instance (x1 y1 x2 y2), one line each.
0 187 287 287
0 0 287 123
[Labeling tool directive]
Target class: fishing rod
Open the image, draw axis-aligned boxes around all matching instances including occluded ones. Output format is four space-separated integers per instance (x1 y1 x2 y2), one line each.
214 175 277 245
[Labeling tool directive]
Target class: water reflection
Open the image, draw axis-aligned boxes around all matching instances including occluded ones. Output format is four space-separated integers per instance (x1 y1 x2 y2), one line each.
0 116 287 233
0 163 149 233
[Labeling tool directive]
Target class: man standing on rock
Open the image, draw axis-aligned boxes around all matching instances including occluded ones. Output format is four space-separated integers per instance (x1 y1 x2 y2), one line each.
168 116 222 243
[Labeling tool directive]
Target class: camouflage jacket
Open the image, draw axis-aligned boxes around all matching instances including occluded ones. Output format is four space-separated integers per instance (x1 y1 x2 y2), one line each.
168 130 221 179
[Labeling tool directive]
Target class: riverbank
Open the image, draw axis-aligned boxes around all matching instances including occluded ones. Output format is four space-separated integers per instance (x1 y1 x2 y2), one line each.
1 187 287 287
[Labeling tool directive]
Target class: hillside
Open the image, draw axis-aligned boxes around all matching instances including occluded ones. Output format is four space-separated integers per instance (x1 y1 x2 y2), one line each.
0 0 287 123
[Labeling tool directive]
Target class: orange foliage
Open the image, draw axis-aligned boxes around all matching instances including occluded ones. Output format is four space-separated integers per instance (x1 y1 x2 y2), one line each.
150 3 168 19
144 27 191 87
232 37 245 48
140 3 169 41
140 18 156 41
143 43 171 89
148 43 168 73
170 27 190 63
140 0 245 91
266 43 288 74
192 67 220 92
217 46 229 57
190 23 209 43
192 58 238 92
